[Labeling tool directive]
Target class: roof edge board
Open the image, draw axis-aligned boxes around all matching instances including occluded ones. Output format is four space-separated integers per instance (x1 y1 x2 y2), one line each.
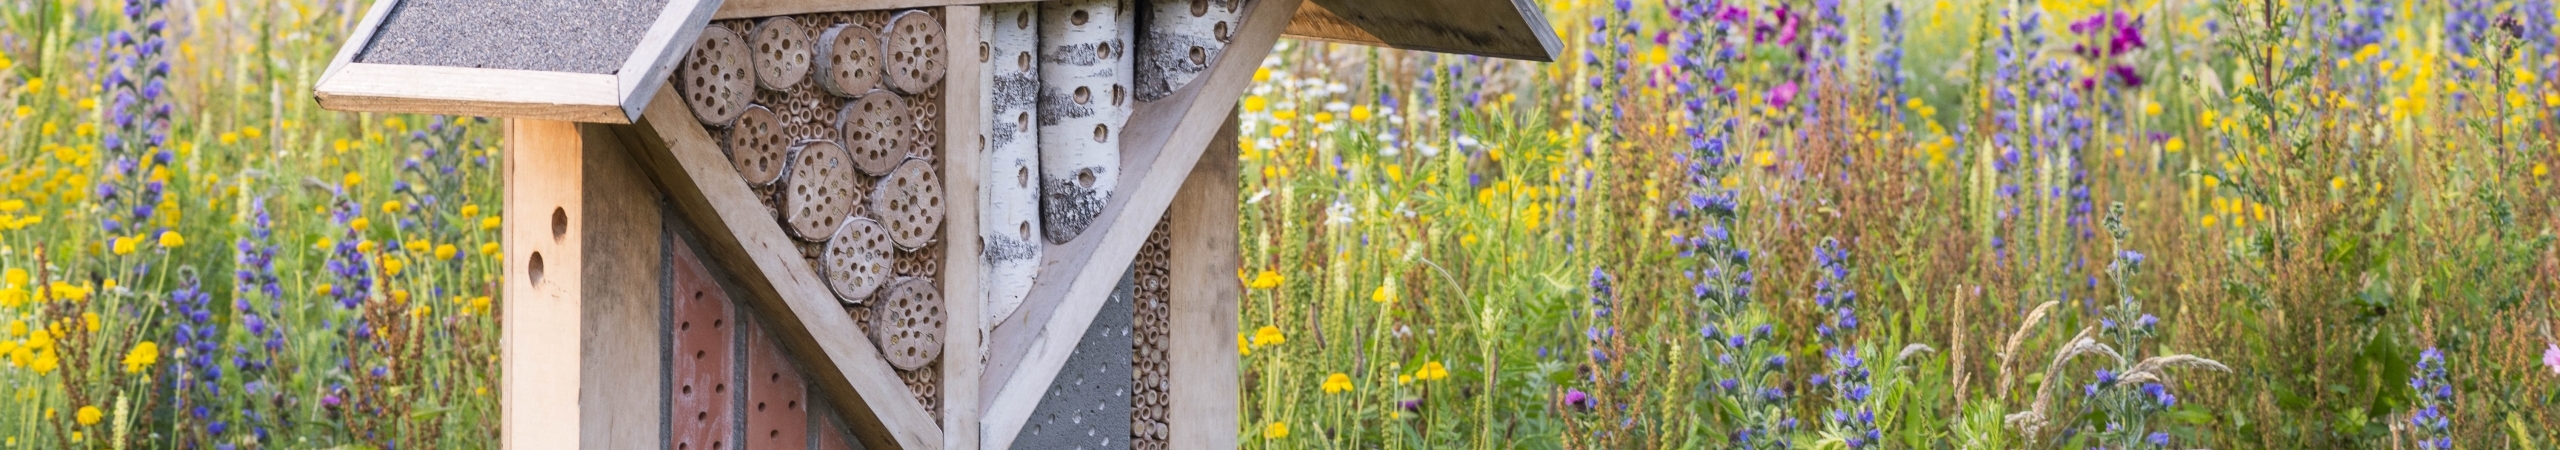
617 0 724 121
316 63 629 123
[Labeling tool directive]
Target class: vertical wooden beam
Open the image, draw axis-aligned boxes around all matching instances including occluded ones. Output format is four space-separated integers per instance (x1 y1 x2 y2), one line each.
579 123 668 449
1166 113 1241 449
502 120 667 449
937 6 987 450
503 119 584 450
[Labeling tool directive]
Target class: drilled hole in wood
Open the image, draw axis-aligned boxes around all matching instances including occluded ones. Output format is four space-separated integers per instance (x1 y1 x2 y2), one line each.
835 90 913 176
869 277 945 370
527 252 545 286
783 140 858 241
728 105 789 186
884 10 946 95
822 217 893 303
815 23 882 97
751 17 813 90
550 207 568 239
1092 123 1108 143
682 26 755 126
871 159 944 250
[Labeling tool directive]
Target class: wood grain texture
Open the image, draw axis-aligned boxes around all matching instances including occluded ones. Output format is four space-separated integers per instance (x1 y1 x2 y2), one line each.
1165 114 1241 450
617 0 724 119
978 1 1299 445
576 122 668 450
502 119 585 450
320 63 629 123
934 6 986 450
620 84 944 450
1281 0 1560 61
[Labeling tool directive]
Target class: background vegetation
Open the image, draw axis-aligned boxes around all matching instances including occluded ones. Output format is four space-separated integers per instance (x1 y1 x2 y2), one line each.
0 0 2554 448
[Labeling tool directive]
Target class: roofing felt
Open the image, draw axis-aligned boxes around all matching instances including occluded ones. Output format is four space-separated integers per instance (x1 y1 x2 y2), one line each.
356 0 671 74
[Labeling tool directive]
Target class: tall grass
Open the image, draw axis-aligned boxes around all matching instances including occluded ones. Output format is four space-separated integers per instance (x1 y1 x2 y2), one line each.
1235 0 2560 448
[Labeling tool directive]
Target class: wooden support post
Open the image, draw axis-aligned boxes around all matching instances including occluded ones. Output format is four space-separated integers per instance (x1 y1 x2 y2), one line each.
501 120 668 449
1166 113 1241 449
939 6 986 450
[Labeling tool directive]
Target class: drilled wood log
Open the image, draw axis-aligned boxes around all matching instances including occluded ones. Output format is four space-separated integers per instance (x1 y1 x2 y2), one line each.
821 216 894 304
1135 0 1243 101
883 10 948 95
814 23 884 96
750 16 814 91
871 277 946 371
680 25 755 126
978 2 1042 328
835 89 914 176
782 139 860 241
872 158 946 250
1036 0 1132 244
726 104 789 186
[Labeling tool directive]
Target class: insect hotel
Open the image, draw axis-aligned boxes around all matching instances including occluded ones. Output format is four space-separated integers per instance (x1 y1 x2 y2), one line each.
310 0 1553 448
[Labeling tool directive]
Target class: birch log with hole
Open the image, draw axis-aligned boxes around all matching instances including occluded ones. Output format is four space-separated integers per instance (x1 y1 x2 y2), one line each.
681 26 755 126
979 2 1042 327
727 104 790 186
872 277 947 371
836 90 914 175
1135 0 1244 101
873 159 946 250
1036 0 1132 244
814 23 884 97
749 16 813 91
883 10 948 95
783 140 860 241
821 216 894 303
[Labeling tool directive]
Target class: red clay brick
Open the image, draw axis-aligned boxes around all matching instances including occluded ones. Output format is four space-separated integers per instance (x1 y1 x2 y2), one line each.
744 316 809 450
671 244 738 450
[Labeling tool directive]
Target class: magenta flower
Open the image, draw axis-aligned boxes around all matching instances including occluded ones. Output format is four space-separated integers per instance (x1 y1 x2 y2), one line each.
2544 344 2559 375
1767 81 1800 109
1563 388 1593 410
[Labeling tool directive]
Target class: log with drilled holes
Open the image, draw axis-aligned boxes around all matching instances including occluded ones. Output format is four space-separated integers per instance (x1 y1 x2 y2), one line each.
781 139 859 241
1036 0 1131 244
726 104 789 186
870 277 946 371
749 16 814 91
820 216 894 304
883 10 948 95
814 22 885 97
835 89 914 175
1136 0 1244 101
872 158 945 250
680 25 756 126
979 2 1042 328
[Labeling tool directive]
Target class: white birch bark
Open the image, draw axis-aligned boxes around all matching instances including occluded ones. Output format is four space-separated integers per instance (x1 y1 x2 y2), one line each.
981 2 1044 327
1135 0 1244 101
1037 0 1132 244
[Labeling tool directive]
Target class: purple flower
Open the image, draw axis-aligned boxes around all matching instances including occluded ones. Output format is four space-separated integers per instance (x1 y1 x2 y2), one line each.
2544 344 2559 375
1563 388 1592 410
1767 81 1799 109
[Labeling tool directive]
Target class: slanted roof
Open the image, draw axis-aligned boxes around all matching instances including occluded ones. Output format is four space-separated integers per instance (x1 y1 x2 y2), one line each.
1285 0 1559 61
314 0 721 123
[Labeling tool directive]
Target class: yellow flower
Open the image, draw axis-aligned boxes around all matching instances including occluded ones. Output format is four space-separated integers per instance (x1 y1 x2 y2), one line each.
1273 110 1298 122
404 239 431 254
2201 215 2218 228
2536 163 2549 178
219 132 240 145
343 172 364 188
334 139 352 153
1321 373 1354 394
383 258 406 276
480 242 501 256
1243 95 1269 113
2163 137 2184 153
1262 421 1288 439
81 312 97 332
4 268 25 286
481 217 502 230
8 319 25 336
1349 105 1373 121
1238 333 1251 355
111 236 138 255
0 288 23 308
241 126 261 139
315 283 335 296
159 230 185 247
1371 284 1396 304
30 350 58 374
12 106 28 118
75 406 101 426
382 200 403 214
1397 374 1413 385
435 244 460 260
357 240 378 253
1312 112 1335 123
1252 325 1286 347
392 289 411 304
461 204 482 218
1416 361 1449 381
1248 270 1284 290
1252 67 1271 83
122 341 157 373
0 200 24 213
470 296 493 313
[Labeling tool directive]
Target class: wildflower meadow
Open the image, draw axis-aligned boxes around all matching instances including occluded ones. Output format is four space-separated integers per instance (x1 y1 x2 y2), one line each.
0 0 2555 448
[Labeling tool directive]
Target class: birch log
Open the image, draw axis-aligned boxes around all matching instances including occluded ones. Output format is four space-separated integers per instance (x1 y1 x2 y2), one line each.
1135 0 1244 101
980 3 1043 327
1037 0 1133 244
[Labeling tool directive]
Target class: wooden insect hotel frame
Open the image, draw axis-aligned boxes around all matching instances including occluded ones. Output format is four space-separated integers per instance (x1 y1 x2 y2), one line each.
310 0 1554 448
